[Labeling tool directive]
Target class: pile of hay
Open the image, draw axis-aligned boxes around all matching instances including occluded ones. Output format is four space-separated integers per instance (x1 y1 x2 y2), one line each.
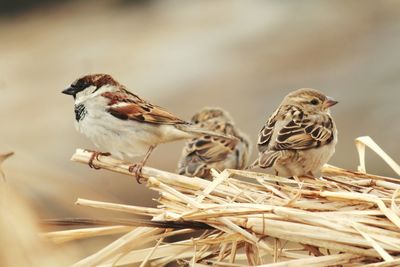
45 136 400 267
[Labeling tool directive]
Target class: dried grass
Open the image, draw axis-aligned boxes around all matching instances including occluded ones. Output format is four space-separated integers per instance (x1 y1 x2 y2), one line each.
0 152 14 180
46 136 400 266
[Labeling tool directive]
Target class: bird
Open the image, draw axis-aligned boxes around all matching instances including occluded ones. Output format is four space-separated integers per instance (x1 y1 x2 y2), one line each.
251 88 338 177
62 74 235 183
178 107 251 179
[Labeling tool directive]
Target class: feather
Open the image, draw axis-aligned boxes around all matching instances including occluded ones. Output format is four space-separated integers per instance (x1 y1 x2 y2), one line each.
274 115 335 150
178 135 236 177
102 90 187 125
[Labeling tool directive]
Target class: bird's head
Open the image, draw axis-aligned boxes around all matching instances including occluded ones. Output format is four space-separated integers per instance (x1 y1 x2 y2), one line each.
190 107 235 134
62 73 119 100
283 88 338 114
191 107 233 124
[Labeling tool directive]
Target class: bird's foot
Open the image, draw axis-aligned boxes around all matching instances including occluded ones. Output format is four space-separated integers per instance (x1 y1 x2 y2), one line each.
129 162 144 184
86 150 111 169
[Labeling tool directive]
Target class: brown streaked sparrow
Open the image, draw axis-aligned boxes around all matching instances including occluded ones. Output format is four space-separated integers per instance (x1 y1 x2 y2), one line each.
250 88 338 177
62 74 235 183
178 107 251 179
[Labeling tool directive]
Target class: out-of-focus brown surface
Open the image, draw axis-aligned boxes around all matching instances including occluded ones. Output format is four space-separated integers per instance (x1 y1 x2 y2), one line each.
0 183 79 266
1 0 400 259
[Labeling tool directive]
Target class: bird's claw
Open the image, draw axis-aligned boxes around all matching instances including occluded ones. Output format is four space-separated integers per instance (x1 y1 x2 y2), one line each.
129 163 144 184
87 151 111 170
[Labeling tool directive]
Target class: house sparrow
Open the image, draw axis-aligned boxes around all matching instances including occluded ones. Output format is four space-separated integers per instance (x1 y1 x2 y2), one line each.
251 88 338 177
178 107 251 179
62 74 235 182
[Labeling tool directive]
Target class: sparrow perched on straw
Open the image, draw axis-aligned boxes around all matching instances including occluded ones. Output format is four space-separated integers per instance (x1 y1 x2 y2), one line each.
62 74 234 182
251 88 338 177
178 107 251 179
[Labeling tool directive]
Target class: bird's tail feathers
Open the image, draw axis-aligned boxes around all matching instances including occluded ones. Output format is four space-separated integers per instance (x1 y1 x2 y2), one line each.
176 124 239 143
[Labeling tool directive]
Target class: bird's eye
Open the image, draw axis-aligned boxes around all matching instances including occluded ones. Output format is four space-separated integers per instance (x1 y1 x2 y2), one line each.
74 80 89 90
310 99 319 105
80 82 88 89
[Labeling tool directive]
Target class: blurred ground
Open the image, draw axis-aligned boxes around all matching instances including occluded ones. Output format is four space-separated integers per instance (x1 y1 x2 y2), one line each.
1 0 400 262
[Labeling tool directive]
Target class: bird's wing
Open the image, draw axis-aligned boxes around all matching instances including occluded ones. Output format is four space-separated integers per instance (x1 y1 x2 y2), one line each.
178 135 236 177
102 90 187 125
257 108 279 153
273 114 335 151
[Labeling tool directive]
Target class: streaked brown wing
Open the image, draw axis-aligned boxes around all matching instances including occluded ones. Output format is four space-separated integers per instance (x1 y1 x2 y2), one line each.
179 135 236 177
102 91 187 125
274 116 334 150
185 136 235 163
257 109 279 153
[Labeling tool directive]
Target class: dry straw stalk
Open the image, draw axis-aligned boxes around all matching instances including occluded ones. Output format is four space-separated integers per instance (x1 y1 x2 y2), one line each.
47 136 400 266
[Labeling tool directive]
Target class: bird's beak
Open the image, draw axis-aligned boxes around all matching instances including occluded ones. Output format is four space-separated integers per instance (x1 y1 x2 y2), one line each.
62 86 78 96
324 96 338 108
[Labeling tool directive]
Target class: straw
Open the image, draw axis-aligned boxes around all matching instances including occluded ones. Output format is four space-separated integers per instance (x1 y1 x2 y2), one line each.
46 136 400 266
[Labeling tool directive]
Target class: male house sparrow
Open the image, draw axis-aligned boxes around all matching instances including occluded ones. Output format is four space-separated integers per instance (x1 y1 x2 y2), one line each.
62 74 234 182
178 107 251 179
251 88 338 177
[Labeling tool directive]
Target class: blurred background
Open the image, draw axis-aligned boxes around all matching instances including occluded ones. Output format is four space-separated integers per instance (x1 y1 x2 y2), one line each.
1 0 400 264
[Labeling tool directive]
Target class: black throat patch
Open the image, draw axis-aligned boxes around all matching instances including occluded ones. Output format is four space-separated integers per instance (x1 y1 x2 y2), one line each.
74 104 87 121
